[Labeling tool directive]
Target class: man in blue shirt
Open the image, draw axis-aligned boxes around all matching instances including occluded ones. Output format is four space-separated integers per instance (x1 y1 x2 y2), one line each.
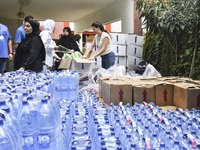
14 15 34 49
0 23 13 74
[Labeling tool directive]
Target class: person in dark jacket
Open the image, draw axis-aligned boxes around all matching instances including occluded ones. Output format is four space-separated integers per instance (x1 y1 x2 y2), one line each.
54 27 80 70
56 27 80 52
14 20 45 73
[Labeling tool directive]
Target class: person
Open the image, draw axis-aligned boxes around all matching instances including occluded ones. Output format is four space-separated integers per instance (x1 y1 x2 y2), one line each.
82 21 115 69
14 15 34 49
55 27 80 52
73 34 84 54
0 23 13 74
40 19 61 71
73 34 81 46
54 27 80 70
14 20 45 73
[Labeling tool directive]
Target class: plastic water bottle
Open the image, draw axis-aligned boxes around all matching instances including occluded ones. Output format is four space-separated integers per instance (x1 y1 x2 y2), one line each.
69 72 77 101
136 137 146 149
18 100 37 150
37 99 57 149
0 109 21 150
0 117 15 150
123 133 133 150
71 136 93 150
173 140 183 150
100 139 122 150
160 142 167 150
1 106 23 149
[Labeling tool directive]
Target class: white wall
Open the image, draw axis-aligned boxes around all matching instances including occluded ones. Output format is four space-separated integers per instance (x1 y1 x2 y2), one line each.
74 0 134 34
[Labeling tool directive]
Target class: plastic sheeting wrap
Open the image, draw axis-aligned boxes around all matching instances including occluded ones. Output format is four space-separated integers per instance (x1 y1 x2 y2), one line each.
142 64 162 78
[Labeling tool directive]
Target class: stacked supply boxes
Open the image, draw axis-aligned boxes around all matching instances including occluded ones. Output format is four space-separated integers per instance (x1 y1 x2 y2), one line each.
111 33 127 67
99 76 200 110
126 34 144 71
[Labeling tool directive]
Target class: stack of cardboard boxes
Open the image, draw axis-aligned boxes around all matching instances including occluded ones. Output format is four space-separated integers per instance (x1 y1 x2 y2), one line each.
110 33 144 71
126 34 144 71
99 76 200 110
111 33 127 67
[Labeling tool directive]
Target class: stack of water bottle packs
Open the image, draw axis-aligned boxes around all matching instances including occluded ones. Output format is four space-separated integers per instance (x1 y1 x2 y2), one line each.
0 70 200 149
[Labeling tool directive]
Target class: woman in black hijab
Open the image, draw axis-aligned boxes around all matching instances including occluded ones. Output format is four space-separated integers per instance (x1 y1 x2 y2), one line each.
54 27 80 70
56 27 80 52
14 20 45 72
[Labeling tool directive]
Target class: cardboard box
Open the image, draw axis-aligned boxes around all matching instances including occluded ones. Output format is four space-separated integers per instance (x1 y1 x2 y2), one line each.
101 78 133 106
126 67 136 72
58 51 96 73
127 34 144 46
127 44 143 58
99 77 110 98
115 56 127 67
126 34 135 45
127 55 143 68
133 84 155 104
110 33 127 45
155 83 174 106
85 42 98 51
174 83 200 110
112 45 127 56
134 35 144 46
92 56 101 68
87 35 95 43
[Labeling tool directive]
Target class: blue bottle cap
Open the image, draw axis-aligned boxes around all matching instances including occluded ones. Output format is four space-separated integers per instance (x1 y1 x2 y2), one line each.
1 106 10 113
160 142 165 147
23 92 29 97
117 146 122 150
111 131 115 136
97 128 101 132
22 100 28 105
0 117 3 125
126 133 131 138
86 145 91 150
0 100 6 106
130 143 136 148
2 89 7 93
41 99 48 103
101 146 106 150
101 141 106 146
71 145 76 150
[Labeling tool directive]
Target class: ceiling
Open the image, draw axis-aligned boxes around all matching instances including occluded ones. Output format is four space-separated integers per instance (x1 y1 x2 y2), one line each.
0 0 117 22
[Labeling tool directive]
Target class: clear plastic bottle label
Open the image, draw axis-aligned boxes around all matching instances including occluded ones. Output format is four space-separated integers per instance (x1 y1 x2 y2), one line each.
38 134 51 148
23 137 34 147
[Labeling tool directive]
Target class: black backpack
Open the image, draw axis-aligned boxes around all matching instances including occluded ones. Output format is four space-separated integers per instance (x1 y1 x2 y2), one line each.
135 61 148 75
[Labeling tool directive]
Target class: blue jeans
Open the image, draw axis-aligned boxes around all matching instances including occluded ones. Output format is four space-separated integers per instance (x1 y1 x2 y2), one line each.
0 58 6 74
101 51 115 69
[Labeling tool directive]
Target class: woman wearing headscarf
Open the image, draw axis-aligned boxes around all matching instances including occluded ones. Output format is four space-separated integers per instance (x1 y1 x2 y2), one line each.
40 19 61 70
14 20 45 72
56 27 80 52
82 21 115 69
54 27 80 70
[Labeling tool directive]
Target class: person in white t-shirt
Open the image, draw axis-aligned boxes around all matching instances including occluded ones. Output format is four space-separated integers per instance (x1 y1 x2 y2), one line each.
82 21 115 69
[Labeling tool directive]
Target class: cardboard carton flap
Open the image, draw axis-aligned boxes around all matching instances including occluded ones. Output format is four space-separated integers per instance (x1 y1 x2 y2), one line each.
58 58 72 69
73 58 95 63
88 51 98 58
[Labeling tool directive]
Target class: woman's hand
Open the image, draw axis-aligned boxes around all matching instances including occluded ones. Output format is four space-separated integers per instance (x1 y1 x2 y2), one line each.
82 55 87 59
87 56 95 60
54 46 59 50
57 57 62 61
